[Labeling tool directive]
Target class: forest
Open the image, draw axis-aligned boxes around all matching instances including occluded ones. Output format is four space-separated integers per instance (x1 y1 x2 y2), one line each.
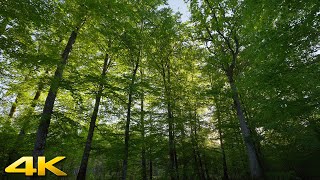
0 0 319 179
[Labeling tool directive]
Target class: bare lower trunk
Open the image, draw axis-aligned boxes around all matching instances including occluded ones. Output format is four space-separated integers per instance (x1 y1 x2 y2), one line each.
195 134 205 179
162 62 179 180
174 146 179 179
149 158 153 180
193 147 201 179
141 129 147 180
140 71 147 180
32 30 78 167
196 151 205 180
192 120 206 180
215 97 229 180
227 74 263 179
218 120 229 180
122 61 139 180
202 154 211 180
219 126 229 180
168 109 176 180
77 54 110 180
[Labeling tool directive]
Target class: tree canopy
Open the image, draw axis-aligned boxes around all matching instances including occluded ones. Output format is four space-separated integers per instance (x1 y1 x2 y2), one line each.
0 0 319 179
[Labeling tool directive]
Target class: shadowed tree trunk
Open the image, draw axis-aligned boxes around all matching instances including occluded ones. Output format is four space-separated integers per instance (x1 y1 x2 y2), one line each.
149 120 153 180
174 146 179 179
202 153 210 180
77 53 111 180
32 21 84 168
161 59 179 180
122 60 139 180
215 96 229 180
149 158 153 180
226 67 263 179
140 70 147 180
191 115 206 180
192 147 201 179
195 114 206 180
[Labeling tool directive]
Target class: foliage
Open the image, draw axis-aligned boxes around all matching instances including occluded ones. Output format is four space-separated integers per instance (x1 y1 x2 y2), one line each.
0 0 319 179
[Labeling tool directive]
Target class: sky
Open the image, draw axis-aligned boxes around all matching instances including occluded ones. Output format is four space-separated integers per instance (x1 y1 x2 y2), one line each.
167 0 191 22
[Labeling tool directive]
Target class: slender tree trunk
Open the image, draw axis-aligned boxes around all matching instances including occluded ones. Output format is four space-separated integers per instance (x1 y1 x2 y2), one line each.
8 96 18 118
180 119 188 180
193 119 206 180
190 122 201 179
192 147 201 179
196 151 205 180
18 82 43 135
122 61 139 180
215 96 229 180
162 62 179 180
77 53 110 180
168 105 176 180
202 153 211 180
8 74 33 119
149 158 153 180
219 125 229 180
3 83 43 178
226 72 263 180
174 146 179 179
140 70 147 180
148 114 153 180
32 29 78 167
233 126 247 176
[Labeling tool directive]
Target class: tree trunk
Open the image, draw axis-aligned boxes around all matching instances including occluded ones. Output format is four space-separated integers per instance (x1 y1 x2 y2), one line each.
202 153 211 180
192 147 201 179
2 83 43 178
215 96 229 180
161 61 179 180
174 146 179 179
32 29 78 166
77 53 110 180
180 118 188 180
8 95 18 118
8 74 33 119
122 61 139 180
168 105 176 180
192 119 206 180
149 158 153 180
195 117 206 180
226 72 263 180
196 151 205 180
140 70 147 180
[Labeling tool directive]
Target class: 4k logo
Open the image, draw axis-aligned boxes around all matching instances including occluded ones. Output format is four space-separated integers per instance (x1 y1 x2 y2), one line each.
5 156 67 176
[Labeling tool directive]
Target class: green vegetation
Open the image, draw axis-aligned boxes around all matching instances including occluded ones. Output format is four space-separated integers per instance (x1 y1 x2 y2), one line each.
0 0 319 179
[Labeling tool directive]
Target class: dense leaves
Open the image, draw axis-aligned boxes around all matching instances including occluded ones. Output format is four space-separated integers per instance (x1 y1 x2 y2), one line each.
0 0 319 179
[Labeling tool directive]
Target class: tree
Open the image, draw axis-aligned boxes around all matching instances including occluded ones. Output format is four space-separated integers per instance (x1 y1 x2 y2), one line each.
77 53 112 179
189 0 264 178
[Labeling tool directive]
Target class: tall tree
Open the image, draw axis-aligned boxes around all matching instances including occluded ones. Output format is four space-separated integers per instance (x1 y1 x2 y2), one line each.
189 0 263 178
32 22 84 165
77 53 111 179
